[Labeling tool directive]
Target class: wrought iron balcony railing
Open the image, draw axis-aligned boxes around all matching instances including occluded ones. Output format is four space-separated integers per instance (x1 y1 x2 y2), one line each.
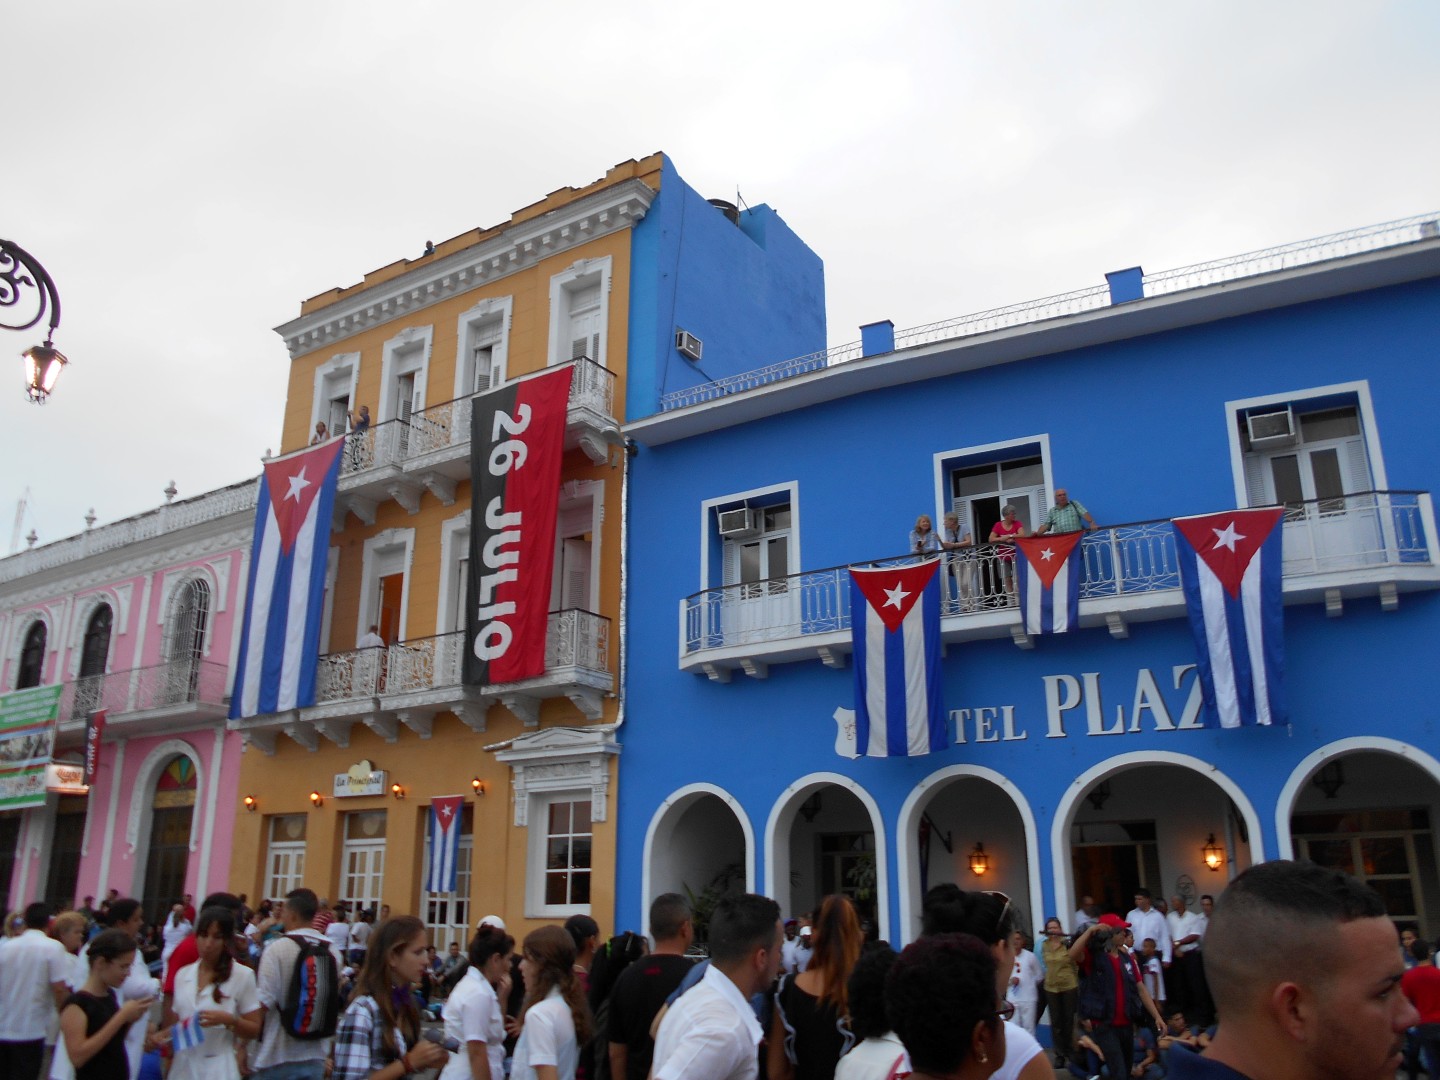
59 658 231 721
682 491 1436 656
314 611 612 706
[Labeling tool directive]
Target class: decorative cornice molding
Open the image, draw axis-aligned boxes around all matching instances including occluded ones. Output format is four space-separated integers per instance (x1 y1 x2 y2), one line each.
276 179 657 359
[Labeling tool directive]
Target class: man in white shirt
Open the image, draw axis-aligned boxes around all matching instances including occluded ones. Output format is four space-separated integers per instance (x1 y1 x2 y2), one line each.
652 893 782 1080
252 887 345 1080
0 903 70 1080
1167 894 1203 1018
1126 889 1172 968
779 919 800 974
1004 930 1044 1036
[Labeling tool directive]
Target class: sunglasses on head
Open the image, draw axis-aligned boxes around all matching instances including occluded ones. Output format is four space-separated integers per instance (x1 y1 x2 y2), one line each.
982 890 1013 940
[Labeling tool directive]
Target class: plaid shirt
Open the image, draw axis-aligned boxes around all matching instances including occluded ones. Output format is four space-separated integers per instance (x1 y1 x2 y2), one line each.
1042 499 1090 534
332 995 412 1080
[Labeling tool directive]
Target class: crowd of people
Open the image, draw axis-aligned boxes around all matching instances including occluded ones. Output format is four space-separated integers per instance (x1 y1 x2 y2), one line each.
0 860 1430 1080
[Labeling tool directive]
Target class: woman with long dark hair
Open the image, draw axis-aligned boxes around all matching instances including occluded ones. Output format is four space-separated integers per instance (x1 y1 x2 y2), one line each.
332 915 451 1080
439 925 515 1080
512 925 592 1080
769 894 864 1080
167 906 262 1079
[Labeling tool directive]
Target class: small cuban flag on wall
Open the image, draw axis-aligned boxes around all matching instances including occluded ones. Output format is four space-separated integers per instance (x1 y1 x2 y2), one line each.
1014 533 1084 634
849 559 948 758
425 795 466 894
1172 507 1287 729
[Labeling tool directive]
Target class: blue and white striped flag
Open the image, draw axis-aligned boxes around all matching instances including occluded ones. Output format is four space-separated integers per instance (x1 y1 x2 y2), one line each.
172 1014 206 1053
230 440 347 719
426 795 466 893
849 559 948 757
1014 532 1083 634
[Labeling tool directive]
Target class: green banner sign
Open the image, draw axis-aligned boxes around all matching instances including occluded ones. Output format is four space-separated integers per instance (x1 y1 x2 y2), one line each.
0 684 64 810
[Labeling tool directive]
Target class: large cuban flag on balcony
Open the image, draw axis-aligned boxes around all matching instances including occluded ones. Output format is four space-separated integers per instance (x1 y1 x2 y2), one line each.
231 439 347 720
1172 507 1287 729
1014 533 1083 634
849 559 948 757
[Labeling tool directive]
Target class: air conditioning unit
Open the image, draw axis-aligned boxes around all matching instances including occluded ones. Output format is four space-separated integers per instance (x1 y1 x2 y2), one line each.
717 506 759 538
1246 407 1297 448
675 329 704 362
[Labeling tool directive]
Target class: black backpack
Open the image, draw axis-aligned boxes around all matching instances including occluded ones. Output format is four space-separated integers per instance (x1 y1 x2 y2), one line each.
278 934 341 1040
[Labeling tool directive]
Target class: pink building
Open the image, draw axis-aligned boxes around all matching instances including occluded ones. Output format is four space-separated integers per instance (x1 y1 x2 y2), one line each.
0 479 255 922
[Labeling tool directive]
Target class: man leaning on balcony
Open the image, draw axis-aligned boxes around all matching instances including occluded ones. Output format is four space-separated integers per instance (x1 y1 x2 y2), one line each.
1034 489 1097 536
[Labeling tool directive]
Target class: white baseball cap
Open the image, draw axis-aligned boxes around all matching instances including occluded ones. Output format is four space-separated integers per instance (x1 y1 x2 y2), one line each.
477 914 507 932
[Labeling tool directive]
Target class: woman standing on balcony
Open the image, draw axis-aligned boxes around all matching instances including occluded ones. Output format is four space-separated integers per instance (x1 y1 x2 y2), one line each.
910 515 943 556
989 505 1027 603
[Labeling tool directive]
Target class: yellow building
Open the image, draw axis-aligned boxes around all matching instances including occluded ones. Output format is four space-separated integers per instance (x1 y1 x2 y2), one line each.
229 157 658 945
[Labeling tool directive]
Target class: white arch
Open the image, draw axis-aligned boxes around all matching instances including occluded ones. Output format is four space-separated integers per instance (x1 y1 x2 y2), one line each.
1275 737 1440 859
1049 752 1265 928
764 772 891 943
895 764 1043 947
640 783 756 934
125 739 206 898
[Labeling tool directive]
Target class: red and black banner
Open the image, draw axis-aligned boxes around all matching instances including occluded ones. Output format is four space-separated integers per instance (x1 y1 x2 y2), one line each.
465 365 574 686
83 710 105 785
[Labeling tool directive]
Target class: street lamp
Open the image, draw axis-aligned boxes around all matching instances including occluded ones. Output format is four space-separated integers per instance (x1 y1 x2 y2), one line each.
1 239 67 403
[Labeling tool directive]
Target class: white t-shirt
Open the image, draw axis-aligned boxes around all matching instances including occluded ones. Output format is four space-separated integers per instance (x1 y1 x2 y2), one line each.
835 1032 906 1080
170 961 261 1080
326 921 351 953
348 921 371 952
163 919 195 965
511 986 578 1080
439 967 506 1080
0 929 71 1040
653 965 763 1080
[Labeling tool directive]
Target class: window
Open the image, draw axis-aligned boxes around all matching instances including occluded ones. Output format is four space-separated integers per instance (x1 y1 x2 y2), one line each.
379 328 433 459
547 258 612 368
1294 808 1430 928
541 797 592 907
455 298 512 400
16 620 46 689
948 454 1048 546
552 485 601 613
723 504 792 597
311 353 359 438
421 805 473 954
340 811 387 914
74 604 112 717
265 815 308 900
165 579 211 703
359 529 414 647
1240 404 1370 517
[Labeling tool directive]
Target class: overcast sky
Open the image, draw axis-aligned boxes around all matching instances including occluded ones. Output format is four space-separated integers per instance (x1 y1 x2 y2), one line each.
4 1 1436 549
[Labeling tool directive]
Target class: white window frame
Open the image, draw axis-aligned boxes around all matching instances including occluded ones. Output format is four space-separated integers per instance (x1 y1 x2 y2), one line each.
378 326 433 424
265 815 308 900
1224 380 1388 507
340 810 388 915
931 434 1054 539
437 511 472 636
358 528 416 646
699 481 800 592
454 297 513 400
546 257 612 369
526 791 594 918
311 352 361 435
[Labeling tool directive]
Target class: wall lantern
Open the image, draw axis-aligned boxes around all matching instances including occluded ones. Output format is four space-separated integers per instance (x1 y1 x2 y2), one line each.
1086 780 1113 812
391 783 405 799
309 791 324 806
798 792 823 824
243 795 257 813
969 842 989 876
471 777 486 796
2 239 69 404
1313 761 1345 799
1202 833 1226 872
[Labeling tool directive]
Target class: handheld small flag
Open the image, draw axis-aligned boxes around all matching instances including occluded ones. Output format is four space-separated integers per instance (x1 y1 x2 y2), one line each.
425 795 466 893
1014 533 1084 634
1173 508 1287 728
171 1014 207 1053
849 559 948 758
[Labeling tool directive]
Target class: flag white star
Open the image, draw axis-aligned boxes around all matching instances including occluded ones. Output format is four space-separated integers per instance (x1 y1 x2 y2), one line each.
1040 546 1056 562
285 467 312 502
1212 522 1245 552
882 583 911 609
439 803 453 821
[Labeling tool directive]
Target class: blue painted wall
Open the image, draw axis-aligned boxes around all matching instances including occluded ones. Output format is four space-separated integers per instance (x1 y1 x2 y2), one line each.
616 267 1440 943
625 156 826 420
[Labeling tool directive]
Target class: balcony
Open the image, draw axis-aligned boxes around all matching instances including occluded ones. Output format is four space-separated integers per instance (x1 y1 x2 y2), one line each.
53 659 231 744
237 610 613 753
332 357 620 525
680 491 1440 680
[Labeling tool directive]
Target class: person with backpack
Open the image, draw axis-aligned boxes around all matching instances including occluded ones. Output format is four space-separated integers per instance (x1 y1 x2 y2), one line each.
250 888 344 1080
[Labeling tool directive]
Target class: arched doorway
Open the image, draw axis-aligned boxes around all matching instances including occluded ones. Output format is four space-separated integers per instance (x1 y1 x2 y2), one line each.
141 756 197 923
1054 754 1262 924
896 766 1040 943
766 775 888 940
75 603 113 716
1282 743 1440 939
643 786 752 939
166 579 210 703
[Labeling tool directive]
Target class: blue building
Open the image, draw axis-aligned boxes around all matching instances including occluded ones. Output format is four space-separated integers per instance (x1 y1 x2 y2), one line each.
616 214 1440 957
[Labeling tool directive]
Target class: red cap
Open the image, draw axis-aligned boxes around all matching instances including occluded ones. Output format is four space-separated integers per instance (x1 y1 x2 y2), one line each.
1097 913 1130 929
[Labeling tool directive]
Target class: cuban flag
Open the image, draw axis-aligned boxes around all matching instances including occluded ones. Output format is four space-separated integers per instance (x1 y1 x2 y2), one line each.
230 439 347 719
1014 533 1083 634
171 1013 206 1052
1173 508 1287 728
849 559 948 757
425 795 465 893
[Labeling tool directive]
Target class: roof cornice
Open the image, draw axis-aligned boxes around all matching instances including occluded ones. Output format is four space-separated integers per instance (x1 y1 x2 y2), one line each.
275 178 657 358
627 238 1440 447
